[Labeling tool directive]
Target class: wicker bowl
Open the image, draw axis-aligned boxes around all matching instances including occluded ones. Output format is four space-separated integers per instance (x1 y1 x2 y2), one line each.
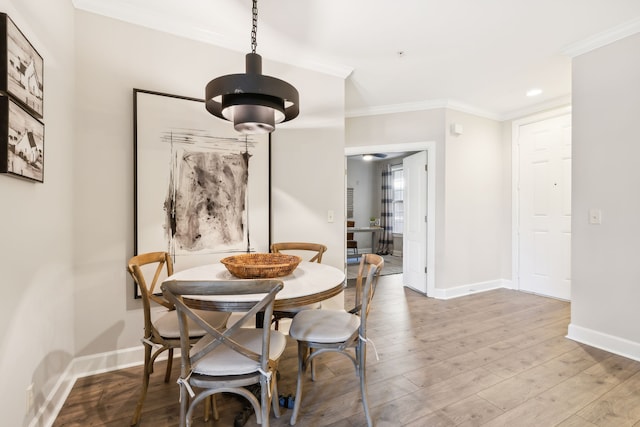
220 253 302 279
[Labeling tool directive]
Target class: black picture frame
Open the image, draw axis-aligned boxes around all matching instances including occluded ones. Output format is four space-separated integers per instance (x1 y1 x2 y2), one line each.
0 13 43 119
0 94 44 182
132 89 271 298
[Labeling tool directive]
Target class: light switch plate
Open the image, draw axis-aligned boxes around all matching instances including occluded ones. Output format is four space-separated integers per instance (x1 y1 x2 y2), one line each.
589 208 602 225
327 210 334 223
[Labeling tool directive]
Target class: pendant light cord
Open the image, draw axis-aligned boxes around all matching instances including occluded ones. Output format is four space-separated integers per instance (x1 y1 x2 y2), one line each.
251 0 258 54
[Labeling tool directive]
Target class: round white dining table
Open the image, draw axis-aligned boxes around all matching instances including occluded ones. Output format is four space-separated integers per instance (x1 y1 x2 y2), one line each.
164 261 346 311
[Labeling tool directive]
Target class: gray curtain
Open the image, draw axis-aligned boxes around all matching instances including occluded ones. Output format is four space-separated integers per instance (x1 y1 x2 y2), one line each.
376 164 393 255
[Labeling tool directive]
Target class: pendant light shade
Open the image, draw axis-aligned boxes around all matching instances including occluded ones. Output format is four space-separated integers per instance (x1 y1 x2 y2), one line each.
205 1 299 134
205 53 299 134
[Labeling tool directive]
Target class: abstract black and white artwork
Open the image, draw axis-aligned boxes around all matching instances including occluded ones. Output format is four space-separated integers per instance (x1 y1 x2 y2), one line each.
0 95 44 182
0 13 44 118
134 89 270 289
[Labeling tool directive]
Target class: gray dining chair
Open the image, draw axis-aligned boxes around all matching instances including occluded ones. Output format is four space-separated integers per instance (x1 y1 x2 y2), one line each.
288 253 384 426
161 278 286 427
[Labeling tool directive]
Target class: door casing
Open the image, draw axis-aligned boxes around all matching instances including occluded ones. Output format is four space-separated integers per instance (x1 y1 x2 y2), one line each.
345 141 436 296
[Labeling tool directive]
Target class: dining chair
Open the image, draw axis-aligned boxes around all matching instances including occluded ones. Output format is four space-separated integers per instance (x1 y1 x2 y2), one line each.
269 242 327 330
161 278 287 427
127 252 231 426
288 253 384 427
346 220 358 255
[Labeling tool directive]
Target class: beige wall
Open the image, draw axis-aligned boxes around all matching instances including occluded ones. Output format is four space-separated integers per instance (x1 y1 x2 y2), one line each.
0 1 76 425
270 127 346 269
9 3 640 424
73 10 345 356
0 7 344 425
346 156 378 248
569 32 640 358
346 108 510 291
346 108 446 148
442 110 508 288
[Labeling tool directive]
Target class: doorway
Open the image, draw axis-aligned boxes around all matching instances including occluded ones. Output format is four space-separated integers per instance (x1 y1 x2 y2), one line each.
345 156 408 280
513 108 572 300
345 141 436 296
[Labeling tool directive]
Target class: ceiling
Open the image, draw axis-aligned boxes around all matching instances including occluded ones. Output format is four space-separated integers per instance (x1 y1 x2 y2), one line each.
73 0 640 120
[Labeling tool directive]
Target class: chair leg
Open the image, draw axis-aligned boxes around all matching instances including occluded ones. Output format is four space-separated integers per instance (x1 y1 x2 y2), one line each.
358 342 373 427
204 394 219 422
290 343 308 425
178 380 189 427
271 374 281 418
212 395 219 420
260 374 271 427
164 347 174 383
130 344 152 426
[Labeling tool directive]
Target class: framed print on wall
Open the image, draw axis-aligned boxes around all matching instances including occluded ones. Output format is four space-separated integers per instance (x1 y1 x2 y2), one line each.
133 89 270 297
0 94 44 182
0 13 44 119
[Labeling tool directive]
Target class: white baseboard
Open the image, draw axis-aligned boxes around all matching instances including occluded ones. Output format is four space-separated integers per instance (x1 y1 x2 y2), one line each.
33 345 154 427
567 323 640 363
431 279 513 300
29 362 76 427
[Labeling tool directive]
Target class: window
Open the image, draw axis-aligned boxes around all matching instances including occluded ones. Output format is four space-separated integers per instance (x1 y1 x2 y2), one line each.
346 187 354 219
391 165 404 234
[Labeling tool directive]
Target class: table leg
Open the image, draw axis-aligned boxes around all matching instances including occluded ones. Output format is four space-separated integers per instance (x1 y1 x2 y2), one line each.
255 312 265 328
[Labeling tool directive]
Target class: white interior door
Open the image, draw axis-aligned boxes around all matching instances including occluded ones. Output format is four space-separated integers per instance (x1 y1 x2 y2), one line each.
403 151 427 294
518 114 571 300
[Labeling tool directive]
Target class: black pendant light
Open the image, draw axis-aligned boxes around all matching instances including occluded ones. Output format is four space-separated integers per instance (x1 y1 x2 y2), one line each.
205 0 299 134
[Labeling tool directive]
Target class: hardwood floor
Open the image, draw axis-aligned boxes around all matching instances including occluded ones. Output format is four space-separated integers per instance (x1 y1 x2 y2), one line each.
54 274 640 426
347 254 403 280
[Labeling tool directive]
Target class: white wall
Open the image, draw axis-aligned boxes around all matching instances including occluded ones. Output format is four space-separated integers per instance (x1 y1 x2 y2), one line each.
0 1 76 425
569 33 640 360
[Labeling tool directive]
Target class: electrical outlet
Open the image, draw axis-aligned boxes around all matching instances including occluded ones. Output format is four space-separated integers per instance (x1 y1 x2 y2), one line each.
26 383 34 413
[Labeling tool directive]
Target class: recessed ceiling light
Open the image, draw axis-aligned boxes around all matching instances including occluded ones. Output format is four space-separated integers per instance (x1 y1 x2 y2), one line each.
526 88 542 97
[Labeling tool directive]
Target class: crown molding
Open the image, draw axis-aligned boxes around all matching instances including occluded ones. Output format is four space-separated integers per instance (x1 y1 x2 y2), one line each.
72 0 353 79
501 94 572 121
563 16 640 57
346 99 502 121
346 94 574 122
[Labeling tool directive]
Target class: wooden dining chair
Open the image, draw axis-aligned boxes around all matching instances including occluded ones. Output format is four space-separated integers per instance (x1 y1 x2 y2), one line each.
127 252 231 426
269 242 327 330
346 220 359 255
288 253 384 427
161 278 287 427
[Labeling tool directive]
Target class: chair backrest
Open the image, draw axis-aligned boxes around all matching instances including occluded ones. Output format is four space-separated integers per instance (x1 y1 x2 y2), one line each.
161 279 284 378
127 252 174 338
352 253 384 319
270 242 327 263
346 220 355 240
